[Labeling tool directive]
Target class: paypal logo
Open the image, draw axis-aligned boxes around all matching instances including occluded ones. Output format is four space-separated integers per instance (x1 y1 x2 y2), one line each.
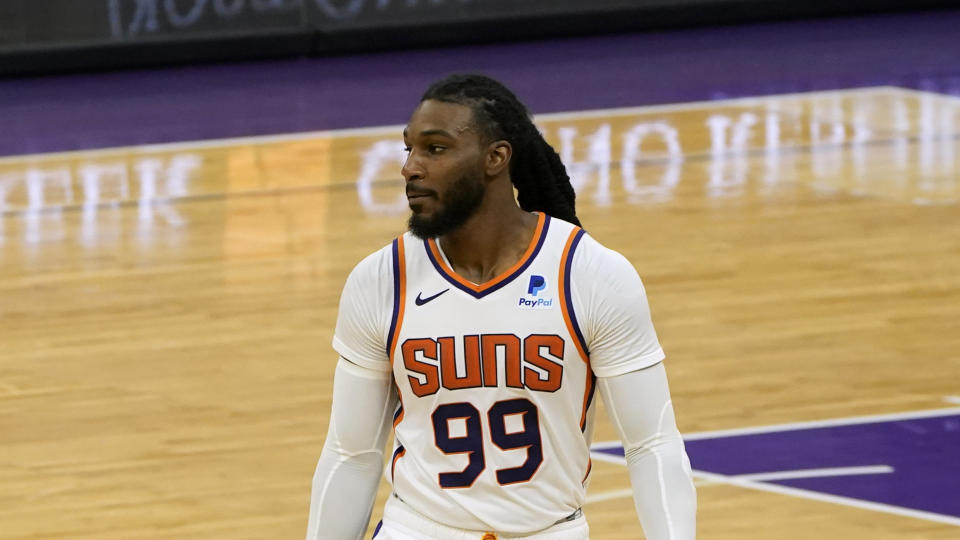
519 275 553 310
527 275 546 296
518 297 553 308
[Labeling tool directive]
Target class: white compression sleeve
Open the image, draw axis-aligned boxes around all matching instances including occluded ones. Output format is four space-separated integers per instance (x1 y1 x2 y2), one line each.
306 357 397 540
598 362 697 540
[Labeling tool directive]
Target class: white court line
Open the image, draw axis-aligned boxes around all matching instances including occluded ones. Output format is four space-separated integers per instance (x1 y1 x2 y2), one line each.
589 450 630 466
585 465 893 503
585 487 636 504
944 396 960 405
591 406 960 449
683 406 960 441
691 469 960 527
0 86 914 164
890 86 960 105
710 465 893 484
531 86 912 122
586 467 960 527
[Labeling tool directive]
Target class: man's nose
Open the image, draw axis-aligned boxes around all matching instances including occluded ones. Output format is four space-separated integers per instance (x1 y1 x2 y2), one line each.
401 153 424 183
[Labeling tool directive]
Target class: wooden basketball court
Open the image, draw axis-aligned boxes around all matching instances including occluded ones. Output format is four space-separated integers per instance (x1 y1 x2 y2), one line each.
1 87 958 539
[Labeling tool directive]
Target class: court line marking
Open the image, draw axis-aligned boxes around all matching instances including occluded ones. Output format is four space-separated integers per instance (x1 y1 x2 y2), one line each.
592 406 960 446
944 396 960 405
691 470 960 527
725 465 894 483
588 466 960 527
891 86 960 105
0 86 925 164
589 451 631 466
591 454 899 477
585 465 893 503
534 86 915 122
584 487 637 504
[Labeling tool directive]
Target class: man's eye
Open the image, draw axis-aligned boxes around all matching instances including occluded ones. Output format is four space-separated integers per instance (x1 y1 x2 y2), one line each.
429 145 446 153
403 146 412 153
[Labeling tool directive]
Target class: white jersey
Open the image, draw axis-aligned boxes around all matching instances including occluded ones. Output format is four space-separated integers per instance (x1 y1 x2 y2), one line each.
333 213 665 534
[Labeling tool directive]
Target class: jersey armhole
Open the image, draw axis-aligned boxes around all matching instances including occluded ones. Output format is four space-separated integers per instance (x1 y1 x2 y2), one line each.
386 235 407 362
558 227 589 363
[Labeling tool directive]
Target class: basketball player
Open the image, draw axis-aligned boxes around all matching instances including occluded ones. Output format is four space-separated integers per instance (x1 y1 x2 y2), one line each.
306 74 696 539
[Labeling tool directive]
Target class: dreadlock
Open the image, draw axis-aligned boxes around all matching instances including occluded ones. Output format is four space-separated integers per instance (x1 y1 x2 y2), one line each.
421 74 582 227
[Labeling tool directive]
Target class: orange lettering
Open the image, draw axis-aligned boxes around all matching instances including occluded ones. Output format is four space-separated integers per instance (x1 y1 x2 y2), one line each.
481 334 522 388
402 338 441 396
441 336 483 390
523 335 564 392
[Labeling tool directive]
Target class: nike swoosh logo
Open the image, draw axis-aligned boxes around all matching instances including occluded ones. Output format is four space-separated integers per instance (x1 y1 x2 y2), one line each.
415 288 450 306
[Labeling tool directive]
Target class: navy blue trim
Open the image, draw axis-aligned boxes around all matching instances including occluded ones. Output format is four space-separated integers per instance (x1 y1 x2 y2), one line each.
372 520 383 538
393 402 403 423
424 215 552 299
581 372 597 433
390 444 405 479
563 229 589 357
386 238 401 357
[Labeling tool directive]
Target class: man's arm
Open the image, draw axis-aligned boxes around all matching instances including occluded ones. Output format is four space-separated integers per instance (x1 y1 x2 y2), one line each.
306 357 397 540
598 361 697 540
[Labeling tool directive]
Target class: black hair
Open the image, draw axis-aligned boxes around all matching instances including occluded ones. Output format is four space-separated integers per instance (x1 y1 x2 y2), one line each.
420 74 582 227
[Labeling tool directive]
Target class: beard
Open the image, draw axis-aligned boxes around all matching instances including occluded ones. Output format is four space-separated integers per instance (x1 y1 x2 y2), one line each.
408 171 486 239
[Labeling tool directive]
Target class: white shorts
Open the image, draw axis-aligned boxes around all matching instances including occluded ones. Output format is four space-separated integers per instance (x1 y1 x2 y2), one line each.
372 495 589 540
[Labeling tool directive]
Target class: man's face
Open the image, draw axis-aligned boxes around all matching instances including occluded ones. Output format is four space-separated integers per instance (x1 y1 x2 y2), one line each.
402 100 487 239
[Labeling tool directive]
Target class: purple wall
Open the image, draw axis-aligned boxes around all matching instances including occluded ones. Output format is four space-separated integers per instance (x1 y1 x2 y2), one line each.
2 10 959 157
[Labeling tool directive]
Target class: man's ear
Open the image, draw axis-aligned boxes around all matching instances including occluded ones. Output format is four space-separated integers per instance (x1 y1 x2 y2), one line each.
485 140 512 177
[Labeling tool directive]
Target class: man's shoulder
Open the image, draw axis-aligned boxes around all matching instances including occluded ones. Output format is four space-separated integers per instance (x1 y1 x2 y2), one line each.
564 229 644 294
570 230 631 268
541 216 631 271
347 235 406 286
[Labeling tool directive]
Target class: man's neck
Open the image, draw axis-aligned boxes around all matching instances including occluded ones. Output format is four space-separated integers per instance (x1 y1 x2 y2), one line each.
438 204 539 285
